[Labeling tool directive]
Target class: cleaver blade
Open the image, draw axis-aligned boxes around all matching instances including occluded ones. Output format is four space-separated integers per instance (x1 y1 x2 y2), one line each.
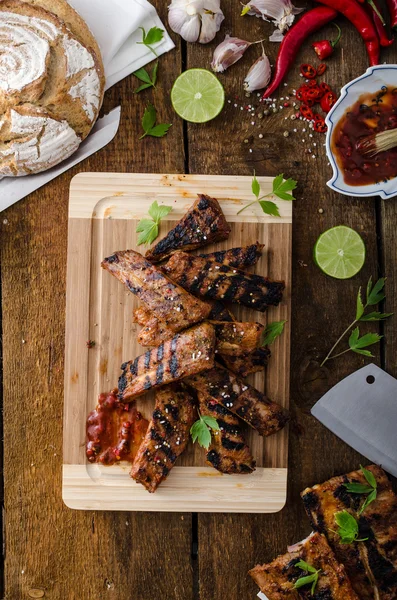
311 364 397 477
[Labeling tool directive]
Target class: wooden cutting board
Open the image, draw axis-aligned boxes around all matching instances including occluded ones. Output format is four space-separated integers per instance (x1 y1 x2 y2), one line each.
63 173 292 512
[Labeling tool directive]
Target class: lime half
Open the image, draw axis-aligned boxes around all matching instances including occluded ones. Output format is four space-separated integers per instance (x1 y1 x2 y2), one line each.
314 226 366 279
171 69 225 123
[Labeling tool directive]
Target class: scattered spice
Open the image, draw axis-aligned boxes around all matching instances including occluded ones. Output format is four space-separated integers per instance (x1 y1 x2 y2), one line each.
86 340 96 349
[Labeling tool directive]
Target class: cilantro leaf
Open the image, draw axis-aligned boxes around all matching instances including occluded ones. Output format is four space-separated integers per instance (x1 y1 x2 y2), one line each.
360 311 393 321
294 561 318 574
366 277 386 306
252 173 260 198
148 201 172 223
356 287 365 320
259 200 280 217
344 483 374 494
147 123 173 137
137 26 164 57
360 489 377 513
133 67 152 84
334 510 368 544
262 320 286 346
140 104 172 139
349 329 382 352
361 464 377 489
237 172 297 215
190 413 220 449
136 201 172 246
272 174 297 201
293 561 321 595
133 62 159 93
152 60 159 85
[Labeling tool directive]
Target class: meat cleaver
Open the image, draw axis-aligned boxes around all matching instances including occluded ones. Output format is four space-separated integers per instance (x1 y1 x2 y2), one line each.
311 363 397 477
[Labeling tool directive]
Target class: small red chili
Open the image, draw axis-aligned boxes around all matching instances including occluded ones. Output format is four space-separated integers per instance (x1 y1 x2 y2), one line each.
313 116 328 132
300 63 317 78
317 63 327 75
303 96 315 107
296 88 306 101
320 91 337 112
300 104 314 120
305 86 324 101
308 79 318 87
319 82 333 93
312 23 342 60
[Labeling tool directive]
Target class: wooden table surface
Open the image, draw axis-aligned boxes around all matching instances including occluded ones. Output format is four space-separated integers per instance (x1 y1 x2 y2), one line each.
1 2 396 599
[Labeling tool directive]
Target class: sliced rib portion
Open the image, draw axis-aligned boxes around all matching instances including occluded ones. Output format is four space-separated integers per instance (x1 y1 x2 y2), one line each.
145 194 231 263
187 365 288 437
212 321 264 356
199 242 264 268
249 531 359 600
102 250 211 334
130 384 196 492
198 393 255 474
163 251 284 312
301 465 397 600
222 347 271 377
118 322 215 401
208 300 235 322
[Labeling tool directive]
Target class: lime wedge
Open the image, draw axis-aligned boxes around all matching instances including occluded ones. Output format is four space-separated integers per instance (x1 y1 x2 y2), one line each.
314 226 366 279
171 69 225 123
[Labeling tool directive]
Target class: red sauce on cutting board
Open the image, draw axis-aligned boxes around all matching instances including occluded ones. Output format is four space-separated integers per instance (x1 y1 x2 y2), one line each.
331 86 397 186
86 390 148 465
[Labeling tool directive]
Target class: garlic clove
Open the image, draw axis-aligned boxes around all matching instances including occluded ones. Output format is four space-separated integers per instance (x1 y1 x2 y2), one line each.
244 51 271 91
242 0 304 32
168 0 225 44
180 13 202 42
199 10 224 44
211 35 251 73
269 29 284 42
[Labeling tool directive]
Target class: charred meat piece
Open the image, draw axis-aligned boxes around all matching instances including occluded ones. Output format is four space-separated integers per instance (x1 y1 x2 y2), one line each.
208 300 235 322
301 465 397 600
187 365 288 437
130 384 196 492
199 242 264 269
249 531 360 600
163 251 284 312
198 393 255 474
145 194 231 263
118 322 215 401
102 250 211 334
212 321 264 356
221 347 271 377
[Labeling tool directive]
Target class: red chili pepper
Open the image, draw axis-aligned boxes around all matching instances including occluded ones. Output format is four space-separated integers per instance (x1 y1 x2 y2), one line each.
317 63 327 75
386 0 397 31
304 87 324 102
300 63 317 78
366 0 394 47
300 104 315 120
316 0 380 66
313 117 328 133
296 88 306 101
319 82 332 93
320 91 337 112
312 23 342 60
262 6 338 98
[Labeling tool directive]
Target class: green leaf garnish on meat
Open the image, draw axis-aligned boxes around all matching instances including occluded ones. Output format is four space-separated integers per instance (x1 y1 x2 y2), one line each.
190 412 220 449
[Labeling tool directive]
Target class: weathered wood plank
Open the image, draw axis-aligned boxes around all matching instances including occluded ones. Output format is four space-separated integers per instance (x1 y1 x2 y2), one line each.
0 4 194 598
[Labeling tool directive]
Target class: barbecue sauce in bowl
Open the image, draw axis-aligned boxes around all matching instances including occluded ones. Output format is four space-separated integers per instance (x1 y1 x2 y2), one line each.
331 86 397 186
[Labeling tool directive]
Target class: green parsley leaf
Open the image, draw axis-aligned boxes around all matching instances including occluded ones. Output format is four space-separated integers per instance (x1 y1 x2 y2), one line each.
148 201 172 222
348 328 382 353
356 287 365 320
259 200 280 217
237 172 297 215
293 560 321 595
136 201 172 246
133 62 159 93
366 277 386 306
272 174 297 201
294 560 318 574
133 67 153 85
360 311 394 321
344 483 374 494
252 173 260 198
262 320 286 346
190 413 220 449
152 60 159 86
140 104 172 139
360 488 377 513
137 26 164 56
334 510 368 544
361 464 377 489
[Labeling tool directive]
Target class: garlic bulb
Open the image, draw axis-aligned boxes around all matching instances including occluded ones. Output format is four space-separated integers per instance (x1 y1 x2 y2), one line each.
244 50 271 91
211 36 251 73
168 0 224 44
241 0 304 35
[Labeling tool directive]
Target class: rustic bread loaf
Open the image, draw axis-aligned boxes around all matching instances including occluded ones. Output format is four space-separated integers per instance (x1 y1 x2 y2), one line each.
0 0 105 176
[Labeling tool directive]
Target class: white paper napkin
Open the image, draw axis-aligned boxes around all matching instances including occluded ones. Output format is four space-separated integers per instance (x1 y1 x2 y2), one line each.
0 0 175 212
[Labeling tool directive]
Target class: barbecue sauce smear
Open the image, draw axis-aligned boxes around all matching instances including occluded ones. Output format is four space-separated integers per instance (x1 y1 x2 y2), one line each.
86 390 148 465
332 86 397 186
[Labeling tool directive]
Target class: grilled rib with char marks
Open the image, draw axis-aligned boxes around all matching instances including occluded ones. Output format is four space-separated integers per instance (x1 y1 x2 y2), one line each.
211 321 264 356
102 250 211 334
199 242 264 269
186 365 288 437
249 531 359 600
301 465 397 600
162 251 284 312
118 322 215 401
130 384 196 492
145 194 231 263
198 393 255 474
222 347 271 377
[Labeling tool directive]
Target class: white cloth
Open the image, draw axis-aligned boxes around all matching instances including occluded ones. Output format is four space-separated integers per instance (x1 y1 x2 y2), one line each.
0 0 175 212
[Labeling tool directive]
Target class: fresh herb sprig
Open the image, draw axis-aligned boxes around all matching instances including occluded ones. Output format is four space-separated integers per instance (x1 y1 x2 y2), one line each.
293 560 321 595
133 62 158 93
140 104 172 139
333 510 368 544
190 412 220 449
136 200 172 246
344 465 377 515
137 26 164 57
320 277 393 367
237 173 297 217
262 320 287 346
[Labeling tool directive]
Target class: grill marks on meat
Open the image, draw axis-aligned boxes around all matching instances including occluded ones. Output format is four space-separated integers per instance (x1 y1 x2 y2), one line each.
222 347 271 377
130 384 196 492
301 465 397 600
118 322 215 401
208 301 235 322
211 321 264 356
187 365 288 437
198 393 255 474
199 242 264 269
249 532 360 600
102 250 211 334
163 251 284 312
145 194 231 263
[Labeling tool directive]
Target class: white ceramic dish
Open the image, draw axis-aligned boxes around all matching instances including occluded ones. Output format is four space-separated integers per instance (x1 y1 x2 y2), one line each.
325 64 397 199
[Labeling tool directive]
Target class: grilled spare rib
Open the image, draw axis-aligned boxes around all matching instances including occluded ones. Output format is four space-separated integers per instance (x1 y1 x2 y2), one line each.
249 531 360 600
102 250 211 334
198 393 255 474
118 322 216 402
301 465 397 600
130 384 195 492
222 347 271 377
212 321 264 356
145 194 231 263
163 251 285 312
199 242 264 269
208 301 235 322
187 365 288 437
